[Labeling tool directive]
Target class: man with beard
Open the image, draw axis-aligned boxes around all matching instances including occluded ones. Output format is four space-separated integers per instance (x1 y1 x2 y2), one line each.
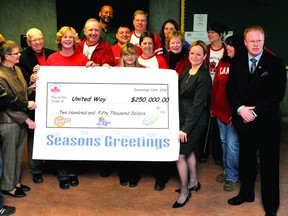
80 5 117 46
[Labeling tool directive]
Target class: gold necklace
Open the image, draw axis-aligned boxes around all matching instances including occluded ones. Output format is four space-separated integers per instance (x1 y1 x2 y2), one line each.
186 74 191 83
189 68 197 75
186 69 197 83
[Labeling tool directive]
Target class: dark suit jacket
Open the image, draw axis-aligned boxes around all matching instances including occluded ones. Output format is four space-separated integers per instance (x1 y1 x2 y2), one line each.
179 63 212 134
17 47 55 119
226 49 286 134
18 47 55 87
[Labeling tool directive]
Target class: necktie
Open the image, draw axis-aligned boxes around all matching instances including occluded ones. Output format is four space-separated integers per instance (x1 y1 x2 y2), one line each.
250 58 257 73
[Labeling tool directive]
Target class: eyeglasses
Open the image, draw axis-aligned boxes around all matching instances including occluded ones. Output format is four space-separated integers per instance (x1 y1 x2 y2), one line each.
246 40 264 44
123 53 137 58
8 52 20 56
29 37 44 43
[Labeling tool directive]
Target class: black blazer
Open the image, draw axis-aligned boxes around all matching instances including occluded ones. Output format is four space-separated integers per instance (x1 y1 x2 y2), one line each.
227 49 286 130
179 63 212 134
18 47 55 86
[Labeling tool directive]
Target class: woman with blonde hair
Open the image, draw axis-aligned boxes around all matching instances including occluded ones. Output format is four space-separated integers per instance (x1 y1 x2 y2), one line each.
117 42 144 187
173 40 211 208
164 30 190 76
31 26 95 190
45 26 94 66
119 42 142 67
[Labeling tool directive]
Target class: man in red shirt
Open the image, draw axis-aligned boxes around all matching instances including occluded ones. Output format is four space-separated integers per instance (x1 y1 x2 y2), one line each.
130 10 163 56
76 18 115 66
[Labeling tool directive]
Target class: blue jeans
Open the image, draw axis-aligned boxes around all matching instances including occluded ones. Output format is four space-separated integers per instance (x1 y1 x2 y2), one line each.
216 118 239 182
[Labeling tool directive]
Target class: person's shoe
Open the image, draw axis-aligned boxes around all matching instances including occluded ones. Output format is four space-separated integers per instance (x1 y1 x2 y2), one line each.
119 178 128 186
214 159 223 165
224 180 237 191
32 174 43 184
175 181 201 193
172 192 191 208
16 184 30 192
265 212 277 216
69 176 79 186
227 195 254 205
198 155 208 163
0 205 16 215
154 182 166 191
216 173 226 183
100 170 111 177
1 188 26 198
129 180 139 187
59 180 69 189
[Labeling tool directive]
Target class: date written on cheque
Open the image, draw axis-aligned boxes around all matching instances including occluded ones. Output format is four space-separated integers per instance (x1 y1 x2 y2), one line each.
131 97 170 103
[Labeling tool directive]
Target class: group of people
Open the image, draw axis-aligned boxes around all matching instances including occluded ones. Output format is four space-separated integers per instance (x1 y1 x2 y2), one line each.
0 4 286 216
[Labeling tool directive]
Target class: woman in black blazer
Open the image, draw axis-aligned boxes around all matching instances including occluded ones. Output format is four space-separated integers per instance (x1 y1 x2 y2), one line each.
173 41 212 208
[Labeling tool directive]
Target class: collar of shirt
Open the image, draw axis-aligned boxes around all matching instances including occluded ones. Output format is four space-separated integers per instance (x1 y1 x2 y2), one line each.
248 50 263 68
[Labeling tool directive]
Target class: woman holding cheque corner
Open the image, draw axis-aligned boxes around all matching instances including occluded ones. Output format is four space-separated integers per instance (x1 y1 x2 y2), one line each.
173 40 211 208
0 40 36 198
30 26 95 189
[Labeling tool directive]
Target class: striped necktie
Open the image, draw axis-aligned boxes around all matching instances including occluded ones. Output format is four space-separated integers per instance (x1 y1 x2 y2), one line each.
250 58 257 73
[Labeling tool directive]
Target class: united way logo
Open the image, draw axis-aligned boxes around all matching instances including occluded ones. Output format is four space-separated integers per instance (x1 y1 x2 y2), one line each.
49 84 62 94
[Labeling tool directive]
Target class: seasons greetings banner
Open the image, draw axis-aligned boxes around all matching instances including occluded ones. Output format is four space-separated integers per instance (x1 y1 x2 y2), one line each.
33 66 179 161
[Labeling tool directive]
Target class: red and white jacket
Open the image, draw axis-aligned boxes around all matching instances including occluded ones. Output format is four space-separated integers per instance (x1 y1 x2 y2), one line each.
210 60 232 124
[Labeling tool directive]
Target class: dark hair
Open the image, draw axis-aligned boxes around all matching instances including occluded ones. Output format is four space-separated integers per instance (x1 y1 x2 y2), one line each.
225 35 245 54
159 19 180 46
208 22 228 37
139 31 155 47
221 34 245 62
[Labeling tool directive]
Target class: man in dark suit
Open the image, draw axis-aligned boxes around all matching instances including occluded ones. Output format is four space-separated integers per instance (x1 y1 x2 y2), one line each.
226 26 286 216
17 28 55 184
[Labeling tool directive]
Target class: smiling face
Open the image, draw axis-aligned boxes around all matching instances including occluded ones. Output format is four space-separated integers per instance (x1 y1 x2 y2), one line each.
164 22 176 38
133 14 148 33
226 45 235 58
140 37 154 57
207 30 222 44
168 36 182 54
116 27 131 45
84 19 101 45
27 29 44 53
61 30 75 49
189 45 206 67
122 52 137 66
99 5 113 24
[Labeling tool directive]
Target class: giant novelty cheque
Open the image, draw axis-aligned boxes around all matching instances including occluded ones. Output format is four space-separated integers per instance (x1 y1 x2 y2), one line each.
33 66 179 161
